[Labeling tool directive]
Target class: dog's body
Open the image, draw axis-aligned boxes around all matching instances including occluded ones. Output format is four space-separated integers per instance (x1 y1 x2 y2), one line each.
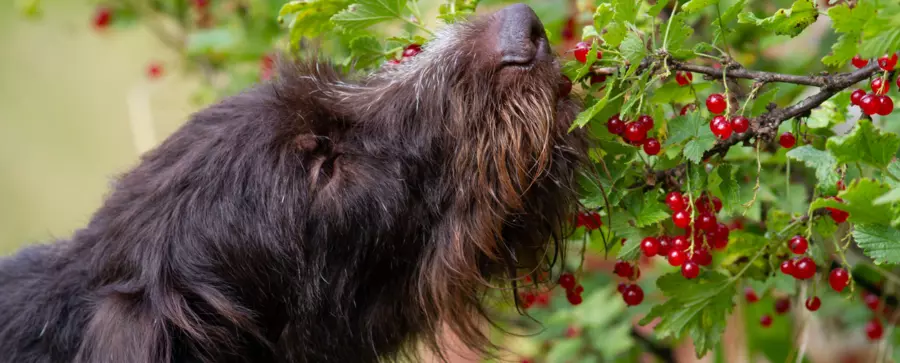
0 4 587 363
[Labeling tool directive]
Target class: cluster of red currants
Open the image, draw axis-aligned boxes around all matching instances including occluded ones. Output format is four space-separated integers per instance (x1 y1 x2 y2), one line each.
606 114 661 156
572 41 601 64
656 192 731 278
826 180 851 223
850 53 897 116
559 272 585 306
779 235 816 280
574 211 603 231
704 93 751 140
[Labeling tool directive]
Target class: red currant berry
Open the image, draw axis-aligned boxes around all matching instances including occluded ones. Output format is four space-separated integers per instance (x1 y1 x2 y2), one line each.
573 285 584 294
788 235 808 254
805 296 821 311
712 197 723 213
730 116 750 134
691 248 713 266
640 237 660 257
860 94 881 116
636 115 654 132
780 259 795 276
680 104 696 116
672 210 691 229
403 44 422 58
590 74 607 85
92 6 113 29
837 179 846 191
573 41 591 63
778 132 796 149
607 114 625 135
864 292 880 311
774 297 790 314
877 53 898 71
829 268 850 292
565 326 580 338
760 314 773 327
643 138 661 156
614 260 635 278
696 212 717 232
665 192 687 211
852 55 869 69
622 284 644 306
675 71 693 86
851 89 866 106
710 115 733 139
559 75 572 98
559 273 576 290
623 122 647 143
744 287 759 303
706 93 727 114
865 318 884 340
681 261 700 279
793 257 816 280
566 290 583 305
657 236 672 255
871 77 891 95
879 95 894 116
668 249 687 266
147 63 164 79
671 235 690 252
617 282 627 294
828 206 850 223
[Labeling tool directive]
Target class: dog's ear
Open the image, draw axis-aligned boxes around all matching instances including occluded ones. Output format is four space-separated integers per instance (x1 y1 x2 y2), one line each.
74 291 172 363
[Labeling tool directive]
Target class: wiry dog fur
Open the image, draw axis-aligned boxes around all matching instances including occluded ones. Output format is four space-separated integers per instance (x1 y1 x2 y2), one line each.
0 5 588 363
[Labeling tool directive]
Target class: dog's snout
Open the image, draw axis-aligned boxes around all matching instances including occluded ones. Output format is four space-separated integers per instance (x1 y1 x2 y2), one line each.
495 3 549 66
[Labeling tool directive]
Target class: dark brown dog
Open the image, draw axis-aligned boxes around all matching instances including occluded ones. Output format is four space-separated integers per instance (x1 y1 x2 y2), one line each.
0 4 588 363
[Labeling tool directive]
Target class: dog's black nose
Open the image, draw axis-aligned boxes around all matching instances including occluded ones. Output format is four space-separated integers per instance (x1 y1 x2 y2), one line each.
495 3 549 66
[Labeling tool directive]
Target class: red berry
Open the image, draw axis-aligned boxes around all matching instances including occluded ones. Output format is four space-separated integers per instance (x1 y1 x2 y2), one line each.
622 284 644 306
852 55 869 69
681 261 700 279
897 76 900 90
665 192 687 211
559 75 572 98
386 59 401 66
744 287 759 303
829 268 850 292
691 248 712 266
871 77 890 95
780 259 795 276
778 132 796 149
712 197 723 213
92 6 112 29
680 104 696 116
865 318 884 340
590 74 607 85
671 235 689 252
668 249 686 266
643 138 661 156
147 63 163 79
576 212 603 230
565 326 580 338
851 89 866 105
877 53 898 71
709 224 730 249
793 257 816 280
573 42 591 63
864 292 880 311
617 282 627 294
657 236 672 255
837 179 846 191
805 296 821 311
710 115 733 139
559 273 576 290
828 206 850 223
760 314 773 327
607 114 625 135
774 297 790 314
675 71 693 86
730 116 750 134
636 115 655 132
614 260 634 278
623 122 647 143
706 93 727 114
788 235 808 254
573 285 584 294
672 210 691 229
860 94 881 115
696 212 717 232
879 96 894 116
640 237 660 257
566 290 583 305
403 44 422 58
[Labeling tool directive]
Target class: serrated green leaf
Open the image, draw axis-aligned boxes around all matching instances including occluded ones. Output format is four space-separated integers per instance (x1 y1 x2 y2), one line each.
809 179 894 226
348 35 385 68
750 86 779 117
858 29 900 59
623 190 670 227
807 99 841 129
711 164 741 212
737 0 818 37
766 209 794 236
828 1 874 34
593 3 615 31
813 216 838 238
822 33 861 67
571 92 611 129
684 133 716 163
582 25 599 40
686 163 707 195
665 12 694 54
665 112 703 146
786 145 839 194
619 32 647 66
826 119 900 168
682 0 719 14
613 0 640 24
603 21 628 47
714 0 746 31
649 0 669 17
726 230 770 256
639 271 735 358
613 212 646 260
875 188 900 205
332 0 408 32
287 0 349 44
853 224 900 265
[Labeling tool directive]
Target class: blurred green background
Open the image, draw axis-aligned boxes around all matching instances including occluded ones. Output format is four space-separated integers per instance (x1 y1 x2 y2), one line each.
0 0 203 254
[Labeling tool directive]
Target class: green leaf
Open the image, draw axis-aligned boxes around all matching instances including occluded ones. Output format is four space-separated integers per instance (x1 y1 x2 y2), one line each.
683 134 716 163
593 3 615 31
619 32 647 66
822 33 861 67
624 190 670 227
725 230 770 257
665 113 703 146
737 0 818 37
648 0 669 17
571 92 611 129
603 21 628 47
875 188 900 205
348 36 385 68
813 216 838 239
332 0 408 32
827 1 874 34
750 87 779 117
809 179 894 226
665 12 695 54
826 119 900 169
807 99 842 129
639 271 736 358
786 145 839 194
710 164 741 212
853 224 900 265
682 0 719 14
582 25 599 40
858 29 900 59
545 339 583 363
613 0 640 24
